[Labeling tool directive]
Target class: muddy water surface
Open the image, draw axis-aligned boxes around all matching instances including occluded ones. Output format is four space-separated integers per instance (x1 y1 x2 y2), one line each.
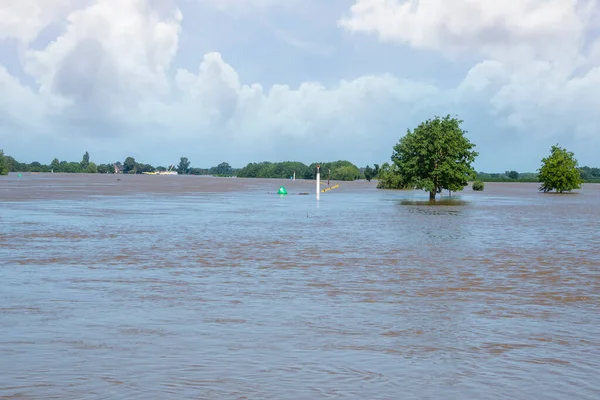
1 173 599 399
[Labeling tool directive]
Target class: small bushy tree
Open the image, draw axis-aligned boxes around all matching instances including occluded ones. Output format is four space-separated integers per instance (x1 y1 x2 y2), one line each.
538 145 582 193
472 181 484 191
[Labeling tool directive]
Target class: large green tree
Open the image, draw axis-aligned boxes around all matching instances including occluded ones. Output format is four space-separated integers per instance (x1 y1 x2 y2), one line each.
538 145 582 193
0 149 8 175
386 115 478 200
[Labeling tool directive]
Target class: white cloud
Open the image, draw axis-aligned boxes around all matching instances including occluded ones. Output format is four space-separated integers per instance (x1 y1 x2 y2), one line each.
340 0 600 145
0 0 441 164
20 0 181 126
0 65 46 129
0 0 599 170
339 0 592 63
0 0 88 43
169 52 441 157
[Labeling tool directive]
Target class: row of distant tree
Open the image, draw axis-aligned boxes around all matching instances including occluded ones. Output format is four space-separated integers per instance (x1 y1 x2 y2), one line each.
0 151 237 177
236 160 362 181
1 148 599 186
474 168 600 182
0 151 364 181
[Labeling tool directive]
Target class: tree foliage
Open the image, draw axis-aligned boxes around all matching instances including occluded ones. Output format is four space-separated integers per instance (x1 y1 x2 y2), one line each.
80 151 90 169
578 166 600 182
0 149 8 175
507 170 519 179
210 162 233 176
538 145 582 193
236 160 361 181
308 161 360 181
50 158 60 172
97 163 113 174
332 165 360 181
382 115 478 200
475 171 538 182
364 165 374 182
0 151 241 176
86 162 98 173
177 157 191 175
472 181 484 191
123 157 137 174
376 162 405 189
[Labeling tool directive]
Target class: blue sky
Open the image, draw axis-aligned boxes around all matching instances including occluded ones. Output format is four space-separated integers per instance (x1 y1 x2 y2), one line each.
1 0 599 171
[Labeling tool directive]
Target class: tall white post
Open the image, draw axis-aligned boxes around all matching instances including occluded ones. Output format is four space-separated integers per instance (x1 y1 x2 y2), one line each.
293 171 296 181
316 165 320 200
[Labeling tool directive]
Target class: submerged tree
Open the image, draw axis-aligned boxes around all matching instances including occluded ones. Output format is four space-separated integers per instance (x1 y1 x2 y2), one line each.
538 145 582 193
384 115 478 200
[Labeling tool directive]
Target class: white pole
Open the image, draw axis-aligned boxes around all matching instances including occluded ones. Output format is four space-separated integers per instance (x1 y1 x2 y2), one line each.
293 171 296 181
316 165 320 200
316 172 320 200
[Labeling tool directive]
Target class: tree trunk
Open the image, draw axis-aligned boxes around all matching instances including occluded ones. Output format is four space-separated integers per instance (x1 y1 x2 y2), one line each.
429 191 436 201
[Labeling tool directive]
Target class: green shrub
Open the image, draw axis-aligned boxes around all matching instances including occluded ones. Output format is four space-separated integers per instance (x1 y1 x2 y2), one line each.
472 181 484 191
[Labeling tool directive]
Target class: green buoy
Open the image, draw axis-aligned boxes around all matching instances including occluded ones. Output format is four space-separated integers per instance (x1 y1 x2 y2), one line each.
18 173 22 178
277 186 287 195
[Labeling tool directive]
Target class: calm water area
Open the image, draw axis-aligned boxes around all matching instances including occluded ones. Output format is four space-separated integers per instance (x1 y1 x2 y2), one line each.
1 173 599 399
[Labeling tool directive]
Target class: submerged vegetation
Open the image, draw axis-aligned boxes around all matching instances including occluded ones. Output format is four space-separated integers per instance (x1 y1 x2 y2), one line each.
472 181 485 191
377 115 479 200
538 145 583 193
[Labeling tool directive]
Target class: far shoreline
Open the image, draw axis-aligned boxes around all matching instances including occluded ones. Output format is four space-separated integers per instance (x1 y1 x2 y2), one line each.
3 171 600 186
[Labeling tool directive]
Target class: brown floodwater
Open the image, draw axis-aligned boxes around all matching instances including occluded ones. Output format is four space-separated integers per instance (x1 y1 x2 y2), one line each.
1 173 599 399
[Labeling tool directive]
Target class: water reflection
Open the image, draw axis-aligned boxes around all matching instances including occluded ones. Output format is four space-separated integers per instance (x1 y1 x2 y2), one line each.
398 198 469 207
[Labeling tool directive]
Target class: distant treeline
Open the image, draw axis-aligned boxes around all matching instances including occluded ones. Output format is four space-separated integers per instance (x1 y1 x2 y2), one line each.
0 151 239 177
237 160 362 181
475 168 600 183
0 151 365 181
1 149 599 183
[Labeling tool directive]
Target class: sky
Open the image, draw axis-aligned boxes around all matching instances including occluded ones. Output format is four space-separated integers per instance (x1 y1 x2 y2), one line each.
1 0 599 171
